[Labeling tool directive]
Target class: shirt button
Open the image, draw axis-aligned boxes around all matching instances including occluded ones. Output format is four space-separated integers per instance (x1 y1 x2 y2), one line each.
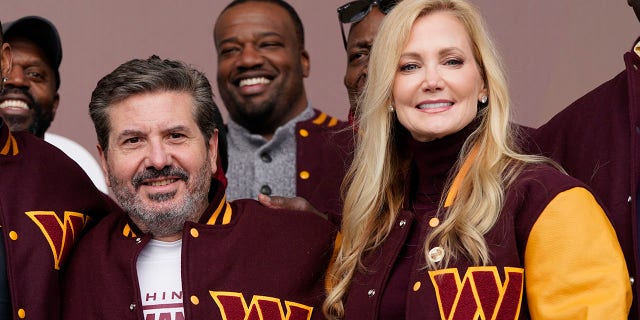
190 295 200 305
631 277 635 285
9 231 18 241
429 217 440 227
299 170 310 180
299 129 309 137
413 281 421 291
398 219 407 228
17 308 25 319
628 195 633 203
260 185 272 195
190 228 199 238
135 238 142 244
260 153 272 163
129 303 136 311
367 289 376 297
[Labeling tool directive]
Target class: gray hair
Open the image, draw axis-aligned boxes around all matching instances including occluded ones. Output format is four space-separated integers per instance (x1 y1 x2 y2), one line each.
89 55 223 155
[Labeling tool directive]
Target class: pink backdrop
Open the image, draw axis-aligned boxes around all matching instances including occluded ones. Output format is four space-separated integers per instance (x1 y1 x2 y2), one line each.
1 0 637 164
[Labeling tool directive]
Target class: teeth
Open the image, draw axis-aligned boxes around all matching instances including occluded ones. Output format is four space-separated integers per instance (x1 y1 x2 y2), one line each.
239 77 270 87
148 179 177 187
0 100 29 110
417 102 453 110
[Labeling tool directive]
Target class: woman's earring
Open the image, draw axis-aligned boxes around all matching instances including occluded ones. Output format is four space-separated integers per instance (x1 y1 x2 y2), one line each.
480 95 488 104
387 105 394 113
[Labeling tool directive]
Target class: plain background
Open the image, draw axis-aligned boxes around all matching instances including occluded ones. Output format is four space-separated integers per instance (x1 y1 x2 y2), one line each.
1 0 638 167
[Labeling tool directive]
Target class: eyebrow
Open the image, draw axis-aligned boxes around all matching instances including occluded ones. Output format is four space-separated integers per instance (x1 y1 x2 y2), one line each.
399 46 464 59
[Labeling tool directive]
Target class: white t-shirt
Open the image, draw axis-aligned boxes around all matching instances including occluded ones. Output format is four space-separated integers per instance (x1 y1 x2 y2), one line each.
136 239 184 320
44 133 108 193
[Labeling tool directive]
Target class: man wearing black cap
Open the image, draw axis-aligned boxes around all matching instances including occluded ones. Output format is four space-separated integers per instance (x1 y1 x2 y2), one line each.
0 16 60 138
0 16 107 192
0 19 115 320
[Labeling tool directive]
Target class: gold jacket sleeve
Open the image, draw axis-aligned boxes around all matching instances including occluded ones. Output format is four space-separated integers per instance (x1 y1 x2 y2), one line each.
525 187 632 319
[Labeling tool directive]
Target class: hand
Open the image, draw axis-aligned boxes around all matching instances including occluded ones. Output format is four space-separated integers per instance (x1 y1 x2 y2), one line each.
257 194 326 219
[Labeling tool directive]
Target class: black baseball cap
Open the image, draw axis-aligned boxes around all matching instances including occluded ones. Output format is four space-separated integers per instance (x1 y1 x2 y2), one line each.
3 16 62 89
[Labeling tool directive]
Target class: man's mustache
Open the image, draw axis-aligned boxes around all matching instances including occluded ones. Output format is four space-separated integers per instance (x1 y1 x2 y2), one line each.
132 166 189 189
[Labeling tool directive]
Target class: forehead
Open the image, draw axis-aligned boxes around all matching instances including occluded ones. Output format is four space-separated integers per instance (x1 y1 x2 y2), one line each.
108 91 196 131
405 11 471 51
215 2 297 44
347 7 386 48
7 37 53 68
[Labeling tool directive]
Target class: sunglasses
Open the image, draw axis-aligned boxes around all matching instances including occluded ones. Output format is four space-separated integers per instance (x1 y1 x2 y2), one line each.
337 0 398 49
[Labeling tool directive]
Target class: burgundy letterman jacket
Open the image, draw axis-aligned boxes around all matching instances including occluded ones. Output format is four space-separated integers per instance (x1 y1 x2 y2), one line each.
530 45 640 318
0 121 114 320
61 180 337 320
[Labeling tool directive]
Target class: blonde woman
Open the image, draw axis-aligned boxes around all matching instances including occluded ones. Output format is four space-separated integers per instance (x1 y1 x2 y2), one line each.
322 0 631 318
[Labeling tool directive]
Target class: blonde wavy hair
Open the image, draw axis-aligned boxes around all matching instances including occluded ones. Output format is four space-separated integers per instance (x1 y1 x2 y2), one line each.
324 0 550 318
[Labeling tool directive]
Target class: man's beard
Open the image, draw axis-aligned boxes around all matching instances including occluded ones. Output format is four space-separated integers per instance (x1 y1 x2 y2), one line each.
108 162 211 238
0 86 53 138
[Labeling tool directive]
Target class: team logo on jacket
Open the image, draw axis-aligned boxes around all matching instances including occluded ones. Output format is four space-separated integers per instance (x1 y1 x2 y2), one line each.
211 291 313 320
429 267 524 320
25 211 89 270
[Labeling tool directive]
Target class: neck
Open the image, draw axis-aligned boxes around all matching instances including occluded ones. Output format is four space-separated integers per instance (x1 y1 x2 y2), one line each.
153 234 182 242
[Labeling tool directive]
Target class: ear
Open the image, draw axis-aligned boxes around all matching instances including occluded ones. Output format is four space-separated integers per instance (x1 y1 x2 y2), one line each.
51 93 60 120
97 144 111 188
208 129 219 176
301 49 310 78
0 43 12 79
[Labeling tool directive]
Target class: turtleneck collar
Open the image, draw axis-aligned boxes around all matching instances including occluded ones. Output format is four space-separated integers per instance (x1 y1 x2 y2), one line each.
406 118 480 211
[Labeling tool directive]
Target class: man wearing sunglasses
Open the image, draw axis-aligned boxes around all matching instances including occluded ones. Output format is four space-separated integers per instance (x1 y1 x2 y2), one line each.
214 0 352 216
338 0 397 123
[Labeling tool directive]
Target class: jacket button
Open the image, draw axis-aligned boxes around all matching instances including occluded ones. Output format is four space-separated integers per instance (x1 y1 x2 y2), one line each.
367 289 375 297
413 281 421 291
135 238 142 244
428 246 445 263
9 231 17 241
17 308 25 318
398 220 407 228
191 295 200 305
299 129 309 137
260 185 272 195
190 228 199 238
129 303 136 311
429 217 440 227
260 153 272 163
631 277 635 285
299 170 310 180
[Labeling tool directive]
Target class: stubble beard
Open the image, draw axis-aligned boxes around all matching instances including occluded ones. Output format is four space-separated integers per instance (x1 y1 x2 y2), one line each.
108 162 211 238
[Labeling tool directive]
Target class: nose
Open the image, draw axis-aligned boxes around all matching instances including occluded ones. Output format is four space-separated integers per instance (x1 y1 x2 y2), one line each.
236 45 264 69
144 140 172 170
5 65 28 88
421 65 443 92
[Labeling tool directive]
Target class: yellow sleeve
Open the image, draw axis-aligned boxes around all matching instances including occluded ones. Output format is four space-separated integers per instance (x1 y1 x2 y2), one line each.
525 187 632 319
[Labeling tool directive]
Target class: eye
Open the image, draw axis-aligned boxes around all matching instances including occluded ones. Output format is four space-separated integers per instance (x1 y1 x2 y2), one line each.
399 63 419 72
219 46 240 57
124 137 140 144
348 50 369 66
259 41 283 50
26 71 45 81
169 132 186 139
444 58 463 66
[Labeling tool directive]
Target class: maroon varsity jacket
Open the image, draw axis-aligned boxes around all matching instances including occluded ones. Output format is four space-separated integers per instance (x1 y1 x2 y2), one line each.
0 121 115 320
61 180 337 320
291 109 353 215
530 44 640 318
